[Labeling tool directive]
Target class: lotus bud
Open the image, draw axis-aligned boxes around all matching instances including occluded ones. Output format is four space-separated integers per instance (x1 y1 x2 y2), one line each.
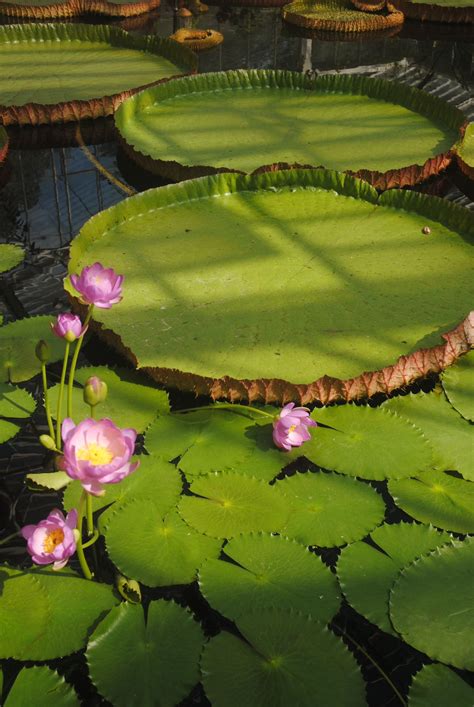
39 434 57 451
83 376 108 407
35 339 50 364
116 574 142 604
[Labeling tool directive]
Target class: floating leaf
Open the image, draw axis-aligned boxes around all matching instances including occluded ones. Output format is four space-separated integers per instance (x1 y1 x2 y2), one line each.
275 471 385 547
201 609 366 707
145 410 210 461
63 455 182 526
0 383 36 418
408 664 474 707
0 244 24 275
388 470 474 533
337 523 452 634
87 601 203 707
0 419 20 444
0 567 118 660
390 537 474 669
48 366 169 433
442 351 474 422
199 533 340 623
104 500 222 586
303 405 433 480
27 471 72 491
4 666 79 707
383 391 474 480
178 472 290 539
0 316 65 383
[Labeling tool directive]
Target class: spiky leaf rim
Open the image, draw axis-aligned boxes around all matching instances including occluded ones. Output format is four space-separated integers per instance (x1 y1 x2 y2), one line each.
0 23 197 127
67 167 474 405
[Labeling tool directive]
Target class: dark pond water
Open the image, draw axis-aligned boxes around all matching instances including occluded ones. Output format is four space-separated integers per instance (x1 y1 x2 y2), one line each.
0 5 473 705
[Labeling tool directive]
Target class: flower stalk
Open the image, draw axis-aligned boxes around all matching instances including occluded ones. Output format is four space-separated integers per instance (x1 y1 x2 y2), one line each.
76 491 93 580
55 341 71 449
67 306 93 418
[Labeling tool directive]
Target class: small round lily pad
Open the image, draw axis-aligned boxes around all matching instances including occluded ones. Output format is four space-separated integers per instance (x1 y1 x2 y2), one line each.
337 522 452 634
0 244 24 275
178 472 290 538
275 470 385 547
201 609 366 707
87 601 203 707
199 532 340 622
390 537 474 670
388 470 474 533
303 405 434 480
0 316 66 383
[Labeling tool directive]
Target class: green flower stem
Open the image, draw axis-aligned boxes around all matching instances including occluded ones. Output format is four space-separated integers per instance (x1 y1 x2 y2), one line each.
55 341 71 449
67 305 94 418
76 491 93 580
41 363 55 440
82 529 100 549
173 403 275 419
86 492 94 537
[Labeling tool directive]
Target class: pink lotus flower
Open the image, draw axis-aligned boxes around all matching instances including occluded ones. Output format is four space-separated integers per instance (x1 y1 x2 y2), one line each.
61 417 139 496
273 403 317 451
21 508 78 570
70 263 123 309
51 313 88 343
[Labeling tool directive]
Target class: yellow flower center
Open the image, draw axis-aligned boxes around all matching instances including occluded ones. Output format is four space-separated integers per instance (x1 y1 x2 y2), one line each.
43 528 64 553
77 444 114 466
288 424 297 433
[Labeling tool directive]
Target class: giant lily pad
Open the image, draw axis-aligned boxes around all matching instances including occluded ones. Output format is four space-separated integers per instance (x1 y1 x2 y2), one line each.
4 667 79 707
391 0 474 23
0 315 67 383
0 0 160 20
337 522 452 635
390 538 474 669
388 470 474 533
282 0 404 33
201 609 367 707
441 351 474 422
115 70 464 188
0 566 118 660
408 664 474 707
383 390 474 480
0 24 196 126
198 532 341 621
87 601 203 707
275 470 385 545
68 169 474 405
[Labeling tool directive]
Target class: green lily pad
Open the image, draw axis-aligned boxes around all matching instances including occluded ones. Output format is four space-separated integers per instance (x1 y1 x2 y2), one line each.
410 663 474 706
337 523 452 635
302 405 434 480
87 601 203 707
201 609 366 707
0 245 24 275
48 366 169 433
408 664 474 707
0 24 196 126
0 567 118 660
383 390 474 480
199 533 340 622
275 471 385 547
442 351 474 422
0 419 20 444
63 455 182 524
0 382 36 418
390 537 474 669
27 470 72 491
388 470 474 533
68 168 474 405
144 410 210 461
104 500 222 586
0 316 66 383
178 472 290 539
4 667 79 707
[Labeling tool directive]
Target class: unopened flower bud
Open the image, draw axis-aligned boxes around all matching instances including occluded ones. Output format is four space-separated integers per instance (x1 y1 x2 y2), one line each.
116 574 141 604
35 339 50 364
83 376 108 407
39 434 57 451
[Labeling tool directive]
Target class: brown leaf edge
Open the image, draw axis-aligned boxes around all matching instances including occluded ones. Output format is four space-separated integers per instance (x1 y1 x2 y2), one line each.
0 0 160 19
169 28 224 52
282 21 402 39
282 0 404 32
351 0 387 11
0 24 197 127
0 126 8 164
114 70 465 191
391 0 474 23
67 168 474 406
207 0 287 6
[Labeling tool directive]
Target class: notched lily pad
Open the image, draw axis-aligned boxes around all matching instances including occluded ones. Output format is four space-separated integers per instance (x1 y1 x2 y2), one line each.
408 664 474 707
4 666 79 707
390 537 474 669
